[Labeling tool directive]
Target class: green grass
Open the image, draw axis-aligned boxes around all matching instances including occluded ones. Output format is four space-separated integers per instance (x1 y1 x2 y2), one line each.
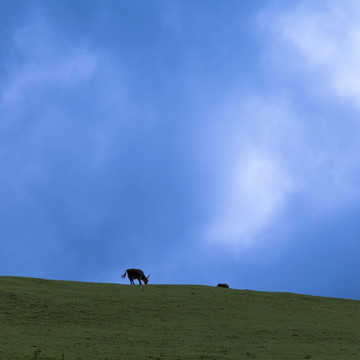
0 276 359 359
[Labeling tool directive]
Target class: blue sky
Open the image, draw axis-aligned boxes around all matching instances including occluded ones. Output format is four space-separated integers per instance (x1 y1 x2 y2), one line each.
1 0 360 299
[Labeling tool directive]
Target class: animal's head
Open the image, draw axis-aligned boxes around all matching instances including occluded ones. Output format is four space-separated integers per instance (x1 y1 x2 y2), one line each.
143 274 150 285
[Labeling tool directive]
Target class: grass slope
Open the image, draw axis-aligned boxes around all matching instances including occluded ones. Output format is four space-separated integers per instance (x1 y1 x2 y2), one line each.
0 276 359 359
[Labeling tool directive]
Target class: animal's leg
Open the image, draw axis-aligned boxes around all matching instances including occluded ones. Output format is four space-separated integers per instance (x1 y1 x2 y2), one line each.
138 279 142 285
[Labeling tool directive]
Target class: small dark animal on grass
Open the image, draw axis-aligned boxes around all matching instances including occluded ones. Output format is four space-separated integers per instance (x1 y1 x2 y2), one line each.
122 268 150 285
217 283 229 288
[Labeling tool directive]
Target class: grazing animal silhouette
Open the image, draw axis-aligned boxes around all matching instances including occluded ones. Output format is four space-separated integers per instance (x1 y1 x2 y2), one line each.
217 283 229 288
122 268 150 285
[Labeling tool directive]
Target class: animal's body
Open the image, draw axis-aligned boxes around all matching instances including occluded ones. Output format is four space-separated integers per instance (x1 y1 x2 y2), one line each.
217 283 229 288
122 268 149 285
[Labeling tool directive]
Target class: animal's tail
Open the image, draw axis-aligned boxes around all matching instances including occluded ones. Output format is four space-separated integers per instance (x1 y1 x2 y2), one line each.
121 271 127 278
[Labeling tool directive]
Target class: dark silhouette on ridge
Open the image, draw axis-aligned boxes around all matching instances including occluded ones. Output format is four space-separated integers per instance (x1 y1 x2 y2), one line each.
217 283 229 288
122 268 150 285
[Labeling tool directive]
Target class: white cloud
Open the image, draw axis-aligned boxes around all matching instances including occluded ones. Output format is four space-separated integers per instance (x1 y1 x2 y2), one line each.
206 147 293 251
201 0 360 256
275 0 360 105
201 87 360 254
265 0 360 209
200 97 300 254
197 1 360 256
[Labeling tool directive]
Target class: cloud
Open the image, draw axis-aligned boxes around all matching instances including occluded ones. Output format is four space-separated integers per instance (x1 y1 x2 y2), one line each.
266 0 360 209
201 93 360 255
0 9 130 172
200 97 299 254
201 0 360 255
1 13 97 107
3 0 360 280
2 47 97 106
273 0 360 106
206 147 293 251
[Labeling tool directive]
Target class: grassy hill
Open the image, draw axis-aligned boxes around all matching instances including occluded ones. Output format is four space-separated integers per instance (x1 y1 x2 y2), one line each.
0 277 359 359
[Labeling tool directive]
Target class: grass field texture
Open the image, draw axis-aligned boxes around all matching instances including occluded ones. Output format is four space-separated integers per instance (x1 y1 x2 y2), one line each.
0 276 359 359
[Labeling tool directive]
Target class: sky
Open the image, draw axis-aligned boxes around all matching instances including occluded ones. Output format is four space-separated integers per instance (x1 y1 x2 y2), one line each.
1 0 360 300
